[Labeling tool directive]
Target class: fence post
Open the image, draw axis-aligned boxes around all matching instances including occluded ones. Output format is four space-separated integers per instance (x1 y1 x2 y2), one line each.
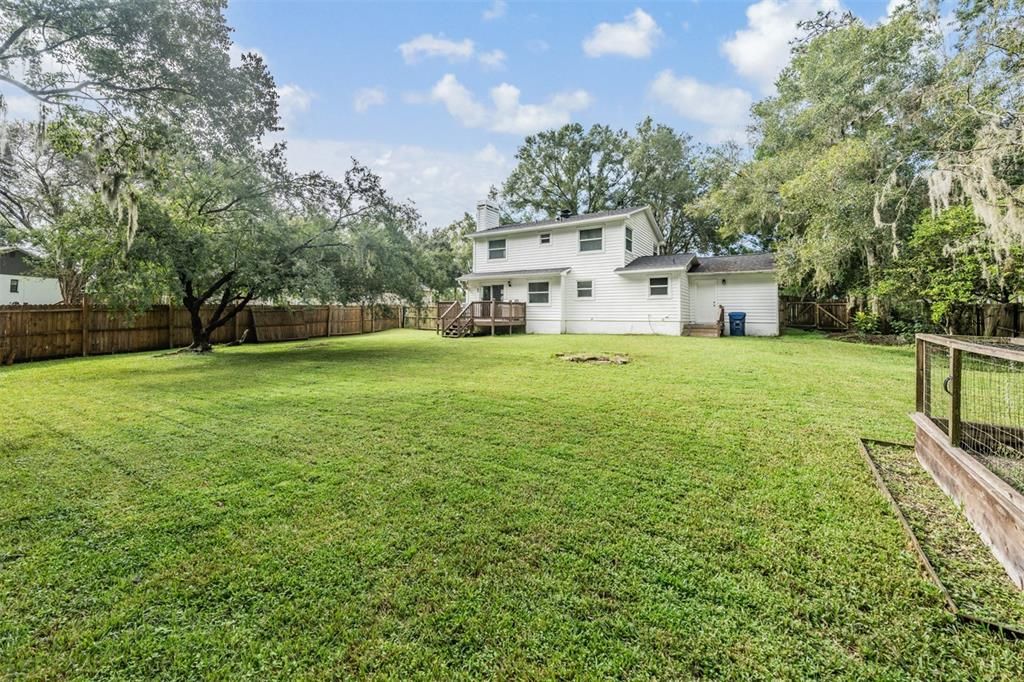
915 337 925 413
326 304 333 337
81 296 90 357
949 347 962 447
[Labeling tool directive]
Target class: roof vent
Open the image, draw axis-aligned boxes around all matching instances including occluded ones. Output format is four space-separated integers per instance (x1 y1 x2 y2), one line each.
558 208 573 220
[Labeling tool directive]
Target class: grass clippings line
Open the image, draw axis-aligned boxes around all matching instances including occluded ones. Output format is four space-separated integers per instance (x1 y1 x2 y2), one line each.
858 438 1024 640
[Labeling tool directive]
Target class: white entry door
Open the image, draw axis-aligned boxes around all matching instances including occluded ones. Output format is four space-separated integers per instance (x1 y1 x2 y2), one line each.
691 279 718 323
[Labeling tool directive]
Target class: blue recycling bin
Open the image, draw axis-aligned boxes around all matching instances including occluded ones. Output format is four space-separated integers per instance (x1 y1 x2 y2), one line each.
728 312 746 336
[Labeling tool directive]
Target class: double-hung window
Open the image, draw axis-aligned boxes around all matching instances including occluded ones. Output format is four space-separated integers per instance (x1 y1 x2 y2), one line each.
578 227 603 252
625 227 634 253
528 281 550 304
9 279 18 294
488 239 506 260
576 280 593 298
649 277 669 296
539 233 551 245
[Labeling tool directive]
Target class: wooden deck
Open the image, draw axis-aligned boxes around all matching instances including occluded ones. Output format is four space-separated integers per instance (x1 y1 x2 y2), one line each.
437 300 526 337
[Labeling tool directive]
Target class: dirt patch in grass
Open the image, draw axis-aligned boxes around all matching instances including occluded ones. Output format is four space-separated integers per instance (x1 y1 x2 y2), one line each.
865 441 1024 631
555 352 630 365
829 332 910 346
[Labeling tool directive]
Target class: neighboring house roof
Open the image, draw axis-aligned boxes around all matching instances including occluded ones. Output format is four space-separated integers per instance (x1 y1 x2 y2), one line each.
614 253 696 274
691 253 775 274
469 206 664 243
458 267 572 282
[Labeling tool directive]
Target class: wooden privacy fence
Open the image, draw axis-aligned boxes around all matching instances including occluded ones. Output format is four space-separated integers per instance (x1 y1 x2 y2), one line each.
782 300 852 331
0 302 403 364
403 305 439 331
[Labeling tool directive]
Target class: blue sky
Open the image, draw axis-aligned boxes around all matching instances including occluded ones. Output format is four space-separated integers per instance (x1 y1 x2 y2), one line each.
225 0 896 227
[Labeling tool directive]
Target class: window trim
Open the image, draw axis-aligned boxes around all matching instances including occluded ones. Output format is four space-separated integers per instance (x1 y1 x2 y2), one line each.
648 276 670 297
578 226 604 254
487 238 507 260
9 278 19 294
625 226 634 253
527 281 550 305
576 280 594 300
539 232 551 246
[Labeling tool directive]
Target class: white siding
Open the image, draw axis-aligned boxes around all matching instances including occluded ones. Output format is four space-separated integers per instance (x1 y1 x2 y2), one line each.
566 270 682 335
688 273 779 336
464 276 564 334
472 223 604 274
624 212 659 265
0 274 62 305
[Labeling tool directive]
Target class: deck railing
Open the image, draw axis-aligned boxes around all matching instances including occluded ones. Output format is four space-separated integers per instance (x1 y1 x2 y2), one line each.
436 300 527 336
470 300 526 323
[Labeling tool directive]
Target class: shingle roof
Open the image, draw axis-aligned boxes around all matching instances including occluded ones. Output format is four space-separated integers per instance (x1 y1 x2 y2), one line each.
614 253 696 273
458 267 571 282
471 207 645 236
691 253 775 273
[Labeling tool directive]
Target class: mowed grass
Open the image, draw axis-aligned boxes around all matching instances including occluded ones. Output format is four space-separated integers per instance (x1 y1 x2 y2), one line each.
2 330 1023 679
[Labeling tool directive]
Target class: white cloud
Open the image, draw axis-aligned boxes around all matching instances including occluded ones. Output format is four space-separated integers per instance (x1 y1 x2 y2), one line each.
353 86 387 113
649 70 752 143
431 74 489 128
430 74 592 135
475 143 505 164
399 34 475 63
398 33 508 68
478 49 507 70
277 84 314 125
582 8 662 58
284 138 513 227
482 0 507 21
721 0 840 93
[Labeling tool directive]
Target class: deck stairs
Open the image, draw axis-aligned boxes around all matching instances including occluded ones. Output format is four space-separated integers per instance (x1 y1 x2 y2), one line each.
442 304 474 338
683 306 726 338
683 323 722 338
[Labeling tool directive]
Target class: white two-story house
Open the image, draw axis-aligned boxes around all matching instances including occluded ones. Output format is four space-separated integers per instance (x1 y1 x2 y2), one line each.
454 201 779 337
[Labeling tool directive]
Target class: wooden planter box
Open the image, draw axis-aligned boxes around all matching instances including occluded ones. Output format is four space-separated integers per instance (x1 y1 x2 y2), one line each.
913 412 1024 588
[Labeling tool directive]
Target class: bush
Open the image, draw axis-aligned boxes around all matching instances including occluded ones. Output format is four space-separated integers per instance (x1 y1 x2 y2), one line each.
853 310 881 334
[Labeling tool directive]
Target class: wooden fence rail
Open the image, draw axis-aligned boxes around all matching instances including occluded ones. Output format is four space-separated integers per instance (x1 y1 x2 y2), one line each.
0 302 403 364
782 300 852 331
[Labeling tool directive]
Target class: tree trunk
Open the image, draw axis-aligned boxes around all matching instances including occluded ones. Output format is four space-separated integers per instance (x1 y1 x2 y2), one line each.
186 303 213 352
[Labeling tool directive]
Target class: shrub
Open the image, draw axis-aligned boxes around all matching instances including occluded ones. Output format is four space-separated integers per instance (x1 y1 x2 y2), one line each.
853 310 881 335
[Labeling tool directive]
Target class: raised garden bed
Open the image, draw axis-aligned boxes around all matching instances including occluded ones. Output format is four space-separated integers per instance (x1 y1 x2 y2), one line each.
860 439 1024 635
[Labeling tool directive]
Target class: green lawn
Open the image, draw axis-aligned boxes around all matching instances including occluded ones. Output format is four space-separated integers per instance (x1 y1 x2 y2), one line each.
3 330 1022 679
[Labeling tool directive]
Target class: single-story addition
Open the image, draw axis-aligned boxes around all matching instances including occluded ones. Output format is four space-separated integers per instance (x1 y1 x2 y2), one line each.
448 201 779 337
0 247 62 305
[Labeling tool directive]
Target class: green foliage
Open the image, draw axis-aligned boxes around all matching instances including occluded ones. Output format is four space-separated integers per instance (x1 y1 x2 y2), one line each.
876 205 1024 331
416 213 475 298
501 118 745 254
701 8 940 303
0 0 279 143
852 310 881 334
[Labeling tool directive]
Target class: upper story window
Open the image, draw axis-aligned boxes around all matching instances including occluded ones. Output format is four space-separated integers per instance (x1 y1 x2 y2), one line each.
649 277 669 296
576 280 593 298
625 227 634 253
539 233 551 245
488 239 506 260
9 279 18 294
578 227 603 252
527 281 549 304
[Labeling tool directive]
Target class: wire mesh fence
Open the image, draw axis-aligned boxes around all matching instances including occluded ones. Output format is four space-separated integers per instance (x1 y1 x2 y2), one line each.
917 335 1024 460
